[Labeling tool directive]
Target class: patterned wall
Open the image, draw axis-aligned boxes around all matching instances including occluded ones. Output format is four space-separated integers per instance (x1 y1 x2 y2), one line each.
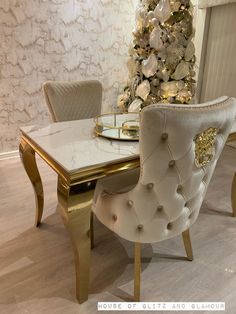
0 0 137 153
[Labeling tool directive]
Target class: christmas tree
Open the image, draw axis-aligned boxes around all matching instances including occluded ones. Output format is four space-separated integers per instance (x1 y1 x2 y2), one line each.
118 0 196 112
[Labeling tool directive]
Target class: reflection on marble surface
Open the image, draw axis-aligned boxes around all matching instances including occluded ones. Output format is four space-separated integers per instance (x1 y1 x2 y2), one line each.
96 113 139 128
95 112 139 140
0 0 137 153
21 119 139 172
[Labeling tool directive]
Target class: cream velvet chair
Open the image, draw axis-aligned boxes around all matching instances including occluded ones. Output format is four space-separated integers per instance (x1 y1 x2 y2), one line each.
43 80 102 122
92 96 236 301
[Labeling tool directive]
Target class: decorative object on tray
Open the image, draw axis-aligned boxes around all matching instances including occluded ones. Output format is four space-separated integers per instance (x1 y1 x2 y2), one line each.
117 0 196 112
94 113 139 141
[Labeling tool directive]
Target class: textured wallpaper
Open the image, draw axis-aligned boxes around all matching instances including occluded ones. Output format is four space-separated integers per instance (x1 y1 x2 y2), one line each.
0 0 137 153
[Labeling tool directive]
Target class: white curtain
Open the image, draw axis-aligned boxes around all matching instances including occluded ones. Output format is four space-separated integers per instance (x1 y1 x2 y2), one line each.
200 3 236 102
198 0 236 9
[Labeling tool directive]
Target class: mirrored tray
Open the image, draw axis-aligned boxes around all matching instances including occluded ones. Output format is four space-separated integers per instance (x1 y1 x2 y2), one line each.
94 112 140 141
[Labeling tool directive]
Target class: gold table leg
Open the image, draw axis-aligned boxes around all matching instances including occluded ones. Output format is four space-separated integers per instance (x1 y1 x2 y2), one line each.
231 173 236 217
19 139 44 227
57 176 95 304
182 229 193 261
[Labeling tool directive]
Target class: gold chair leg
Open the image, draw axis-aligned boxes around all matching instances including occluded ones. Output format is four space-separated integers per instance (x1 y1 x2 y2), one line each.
231 173 236 217
134 242 141 302
182 229 193 261
227 134 236 217
90 212 94 249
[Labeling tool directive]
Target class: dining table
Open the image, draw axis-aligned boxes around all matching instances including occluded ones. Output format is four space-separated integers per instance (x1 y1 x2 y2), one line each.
19 117 236 304
19 117 140 304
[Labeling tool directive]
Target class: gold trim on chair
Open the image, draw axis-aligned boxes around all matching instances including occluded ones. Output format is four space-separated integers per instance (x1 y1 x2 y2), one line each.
194 127 218 168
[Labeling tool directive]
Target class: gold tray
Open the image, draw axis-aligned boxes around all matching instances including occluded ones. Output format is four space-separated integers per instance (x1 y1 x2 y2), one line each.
94 112 140 141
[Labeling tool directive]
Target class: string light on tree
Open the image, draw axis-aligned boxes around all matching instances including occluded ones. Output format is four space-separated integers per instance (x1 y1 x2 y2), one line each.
118 0 196 112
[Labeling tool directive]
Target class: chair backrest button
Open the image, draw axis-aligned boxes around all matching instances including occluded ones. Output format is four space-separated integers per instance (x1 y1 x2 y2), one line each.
161 133 168 141
157 205 163 212
112 214 117 221
169 160 175 168
177 185 183 193
137 224 143 231
147 183 154 190
127 200 133 207
167 223 173 230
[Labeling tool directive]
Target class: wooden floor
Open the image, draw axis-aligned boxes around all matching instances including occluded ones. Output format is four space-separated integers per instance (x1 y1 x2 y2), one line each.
0 147 236 314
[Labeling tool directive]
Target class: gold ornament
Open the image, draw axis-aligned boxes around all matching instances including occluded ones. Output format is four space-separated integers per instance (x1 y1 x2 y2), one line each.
185 41 195 62
160 81 179 97
142 54 158 78
136 80 151 100
149 27 163 50
170 0 181 12
176 89 192 103
171 61 190 80
154 0 172 24
194 127 218 168
128 98 143 112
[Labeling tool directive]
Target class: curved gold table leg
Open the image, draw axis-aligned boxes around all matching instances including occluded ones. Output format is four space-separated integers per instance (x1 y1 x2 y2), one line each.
231 173 236 217
57 176 95 304
19 138 44 227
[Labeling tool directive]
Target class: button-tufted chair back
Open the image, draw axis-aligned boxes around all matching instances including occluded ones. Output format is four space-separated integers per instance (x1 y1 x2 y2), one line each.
93 96 236 244
138 96 236 242
43 80 102 122
92 96 236 301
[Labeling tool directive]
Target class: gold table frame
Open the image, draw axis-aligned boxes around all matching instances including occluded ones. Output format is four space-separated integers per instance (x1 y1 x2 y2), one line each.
19 131 139 304
19 131 236 304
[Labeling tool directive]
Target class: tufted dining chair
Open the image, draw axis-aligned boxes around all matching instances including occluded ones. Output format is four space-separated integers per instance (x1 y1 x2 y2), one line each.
42 80 102 122
92 96 236 301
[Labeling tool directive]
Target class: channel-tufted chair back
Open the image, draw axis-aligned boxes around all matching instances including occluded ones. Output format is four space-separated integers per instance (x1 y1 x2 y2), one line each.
43 80 102 122
93 97 236 244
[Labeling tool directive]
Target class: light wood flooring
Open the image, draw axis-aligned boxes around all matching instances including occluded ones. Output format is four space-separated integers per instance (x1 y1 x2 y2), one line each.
0 147 236 314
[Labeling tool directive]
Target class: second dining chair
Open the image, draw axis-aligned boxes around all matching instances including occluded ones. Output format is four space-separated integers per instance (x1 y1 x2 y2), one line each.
43 80 102 122
92 96 236 301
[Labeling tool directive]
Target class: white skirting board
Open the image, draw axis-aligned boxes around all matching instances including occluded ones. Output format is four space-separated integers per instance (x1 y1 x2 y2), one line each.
0 150 19 160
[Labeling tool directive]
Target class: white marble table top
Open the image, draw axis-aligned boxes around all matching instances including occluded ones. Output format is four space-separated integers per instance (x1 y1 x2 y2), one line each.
20 119 139 173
